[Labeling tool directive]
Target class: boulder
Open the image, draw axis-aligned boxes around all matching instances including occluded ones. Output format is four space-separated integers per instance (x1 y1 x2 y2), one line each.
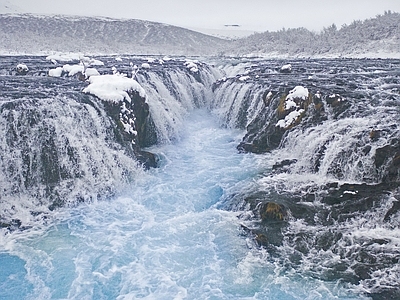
260 202 287 222
16 63 29 75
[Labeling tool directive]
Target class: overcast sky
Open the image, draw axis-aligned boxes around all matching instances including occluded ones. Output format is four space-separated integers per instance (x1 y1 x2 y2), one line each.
3 0 400 32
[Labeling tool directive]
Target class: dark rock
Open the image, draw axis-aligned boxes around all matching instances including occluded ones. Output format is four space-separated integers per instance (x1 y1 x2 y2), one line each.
374 141 400 183
260 202 287 222
384 200 400 221
272 159 297 170
255 233 269 247
101 90 158 168
368 289 400 300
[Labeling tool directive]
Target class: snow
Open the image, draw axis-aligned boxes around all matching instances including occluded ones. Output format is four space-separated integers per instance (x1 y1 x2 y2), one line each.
88 58 104 66
16 63 28 71
238 75 250 81
276 109 305 128
141 63 151 69
281 64 292 71
61 64 99 77
285 99 297 110
46 53 84 62
286 86 309 102
83 74 146 103
48 67 63 77
184 60 199 73
63 64 84 76
343 190 358 195
85 68 100 77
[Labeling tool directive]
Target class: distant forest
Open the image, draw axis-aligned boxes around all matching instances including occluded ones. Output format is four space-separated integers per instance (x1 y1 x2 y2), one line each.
226 11 400 57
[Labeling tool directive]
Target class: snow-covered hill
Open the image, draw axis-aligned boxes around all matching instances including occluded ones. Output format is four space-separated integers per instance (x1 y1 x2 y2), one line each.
0 14 229 56
1 12 399 58
224 11 400 58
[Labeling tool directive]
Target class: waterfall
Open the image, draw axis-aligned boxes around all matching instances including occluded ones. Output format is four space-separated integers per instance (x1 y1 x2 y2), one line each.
1 56 400 299
0 56 221 226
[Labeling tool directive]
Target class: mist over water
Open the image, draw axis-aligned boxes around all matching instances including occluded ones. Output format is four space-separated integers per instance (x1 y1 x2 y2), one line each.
0 109 365 300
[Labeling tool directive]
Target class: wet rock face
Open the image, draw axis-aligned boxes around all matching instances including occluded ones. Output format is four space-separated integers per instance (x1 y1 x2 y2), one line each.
260 202 287 222
374 141 400 184
0 69 159 220
101 90 157 169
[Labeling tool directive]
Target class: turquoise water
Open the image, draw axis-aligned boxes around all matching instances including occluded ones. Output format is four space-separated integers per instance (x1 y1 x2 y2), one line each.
0 110 367 299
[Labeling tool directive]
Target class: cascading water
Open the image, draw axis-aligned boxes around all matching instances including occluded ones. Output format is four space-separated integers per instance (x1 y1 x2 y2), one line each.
1 56 400 299
0 108 365 300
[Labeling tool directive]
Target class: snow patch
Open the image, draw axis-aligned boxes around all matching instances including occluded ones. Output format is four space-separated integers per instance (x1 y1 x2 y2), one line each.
83 74 146 103
276 109 305 128
238 75 250 81
141 63 151 69
286 86 309 102
184 60 199 73
48 67 63 77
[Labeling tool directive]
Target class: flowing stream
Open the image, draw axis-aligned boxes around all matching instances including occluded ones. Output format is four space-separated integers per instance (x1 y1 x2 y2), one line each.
0 109 367 299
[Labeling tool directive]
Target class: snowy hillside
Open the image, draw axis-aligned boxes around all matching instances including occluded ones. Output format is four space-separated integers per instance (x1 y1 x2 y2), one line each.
224 11 400 58
0 12 399 57
0 14 229 55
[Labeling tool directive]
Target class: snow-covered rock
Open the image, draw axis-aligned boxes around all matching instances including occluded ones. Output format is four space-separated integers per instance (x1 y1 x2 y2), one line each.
141 63 151 69
184 60 199 73
82 74 146 103
286 86 309 102
280 64 292 73
276 109 305 128
84 68 100 77
16 63 28 75
48 67 63 77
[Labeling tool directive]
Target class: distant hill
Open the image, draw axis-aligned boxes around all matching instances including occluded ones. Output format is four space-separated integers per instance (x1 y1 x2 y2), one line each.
0 12 399 58
0 14 229 55
223 11 400 58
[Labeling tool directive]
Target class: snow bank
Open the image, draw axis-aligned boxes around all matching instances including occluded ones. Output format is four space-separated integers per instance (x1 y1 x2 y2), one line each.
63 64 84 76
61 64 99 77
85 68 100 77
83 74 146 103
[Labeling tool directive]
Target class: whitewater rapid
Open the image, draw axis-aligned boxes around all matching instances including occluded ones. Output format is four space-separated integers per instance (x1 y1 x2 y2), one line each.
0 109 369 300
